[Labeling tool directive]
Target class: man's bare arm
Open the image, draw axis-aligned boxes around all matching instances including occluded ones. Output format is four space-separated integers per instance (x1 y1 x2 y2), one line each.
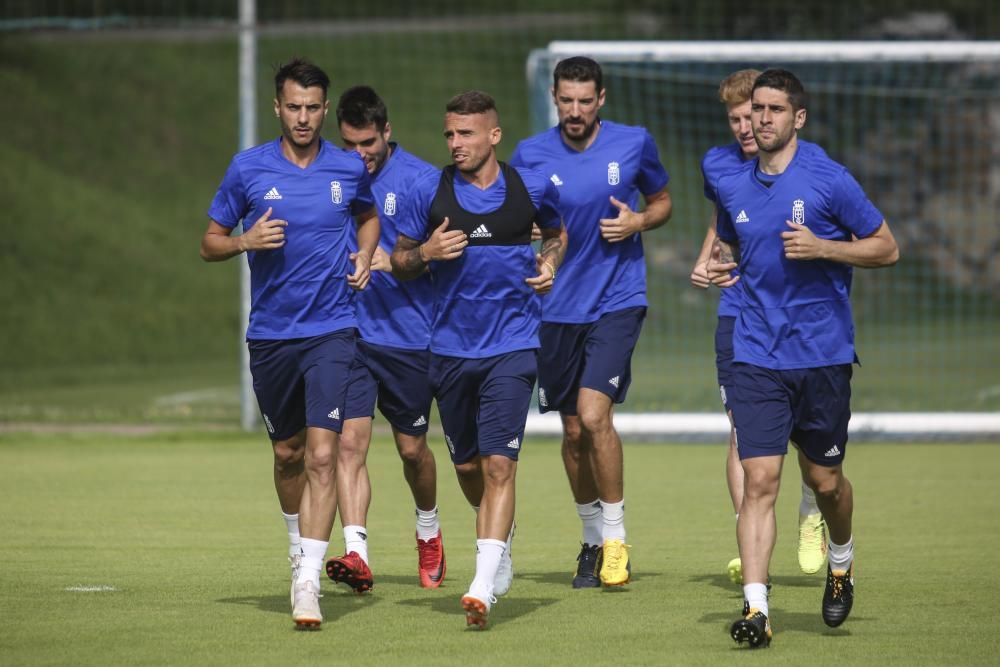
782 220 899 267
200 207 286 262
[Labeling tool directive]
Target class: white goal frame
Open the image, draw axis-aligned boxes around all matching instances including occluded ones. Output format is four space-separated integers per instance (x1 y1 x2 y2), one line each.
524 40 1000 440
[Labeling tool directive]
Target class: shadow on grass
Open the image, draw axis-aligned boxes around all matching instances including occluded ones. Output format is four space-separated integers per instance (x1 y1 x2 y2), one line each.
518 569 661 587
700 606 868 639
689 572 822 592
218 589 379 624
396 593 559 628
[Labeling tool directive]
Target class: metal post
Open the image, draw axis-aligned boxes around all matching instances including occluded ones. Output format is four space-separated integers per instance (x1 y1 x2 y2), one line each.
238 0 257 431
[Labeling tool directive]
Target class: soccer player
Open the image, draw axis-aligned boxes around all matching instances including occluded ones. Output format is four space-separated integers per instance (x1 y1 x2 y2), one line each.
510 56 671 588
391 91 566 628
200 59 379 628
690 69 828 585
325 85 445 592
707 69 899 647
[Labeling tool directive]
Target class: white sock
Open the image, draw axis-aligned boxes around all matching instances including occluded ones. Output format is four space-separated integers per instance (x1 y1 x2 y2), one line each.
576 500 603 546
600 498 626 542
828 536 854 572
343 525 369 564
743 582 769 616
799 482 820 516
470 538 505 599
297 538 327 588
416 506 440 541
282 511 301 558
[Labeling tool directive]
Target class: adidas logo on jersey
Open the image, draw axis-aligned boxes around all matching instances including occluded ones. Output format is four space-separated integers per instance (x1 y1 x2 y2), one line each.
609 376 620 388
264 187 282 200
470 224 492 238
550 173 564 186
735 210 750 223
825 444 842 457
328 408 340 420
506 437 520 450
412 415 427 427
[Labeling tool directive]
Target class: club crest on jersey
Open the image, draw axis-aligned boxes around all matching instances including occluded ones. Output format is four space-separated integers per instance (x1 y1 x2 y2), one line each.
607 161 620 185
792 198 805 225
383 192 397 216
330 180 343 204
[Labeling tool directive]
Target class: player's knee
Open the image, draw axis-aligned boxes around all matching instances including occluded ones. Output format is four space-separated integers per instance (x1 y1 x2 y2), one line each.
812 472 845 502
742 467 780 501
454 460 480 482
305 442 337 477
338 431 368 463
577 404 612 436
272 435 305 470
484 457 516 486
396 436 433 468
397 441 427 468
562 417 584 445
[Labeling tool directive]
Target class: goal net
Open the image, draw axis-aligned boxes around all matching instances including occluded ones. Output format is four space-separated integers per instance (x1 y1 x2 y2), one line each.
525 41 1000 439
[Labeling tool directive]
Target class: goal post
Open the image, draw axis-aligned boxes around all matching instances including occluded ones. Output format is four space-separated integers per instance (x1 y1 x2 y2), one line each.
524 40 1000 440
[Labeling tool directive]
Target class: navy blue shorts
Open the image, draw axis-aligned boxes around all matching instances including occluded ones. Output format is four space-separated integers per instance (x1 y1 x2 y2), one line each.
344 340 433 435
248 329 357 440
537 306 646 415
715 316 736 411
729 362 852 466
430 350 537 464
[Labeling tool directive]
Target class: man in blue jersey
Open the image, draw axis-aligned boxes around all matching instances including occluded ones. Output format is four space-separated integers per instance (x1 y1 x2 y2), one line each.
707 69 899 647
391 90 566 629
690 70 827 585
200 59 379 629
324 85 446 593
510 56 672 588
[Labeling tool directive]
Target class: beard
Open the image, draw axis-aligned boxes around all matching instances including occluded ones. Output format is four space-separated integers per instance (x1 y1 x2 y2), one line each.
753 126 793 153
560 117 599 142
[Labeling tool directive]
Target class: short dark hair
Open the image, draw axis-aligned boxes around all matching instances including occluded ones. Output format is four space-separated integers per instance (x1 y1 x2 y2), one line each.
553 56 603 92
336 85 388 131
752 68 808 111
274 58 330 99
446 90 497 117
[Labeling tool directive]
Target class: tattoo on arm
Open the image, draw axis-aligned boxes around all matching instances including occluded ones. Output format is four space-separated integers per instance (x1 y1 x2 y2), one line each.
540 236 564 267
390 235 426 280
718 240 740 264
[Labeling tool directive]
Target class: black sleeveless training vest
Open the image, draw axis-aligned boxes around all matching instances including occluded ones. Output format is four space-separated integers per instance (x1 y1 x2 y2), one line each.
426 162 536 246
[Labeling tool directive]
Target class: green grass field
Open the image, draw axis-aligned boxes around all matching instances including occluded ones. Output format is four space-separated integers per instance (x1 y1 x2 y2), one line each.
2 430 998 665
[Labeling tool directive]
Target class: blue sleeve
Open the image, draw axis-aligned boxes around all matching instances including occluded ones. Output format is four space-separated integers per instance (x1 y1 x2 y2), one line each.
516 167 561 229
207 157 247 229
715 185 737 243
637 129 670 195
396 172 437 242
535 178 561 229
509 143 526 169
701 153 717 203
829 169 884 238
350 160 376 216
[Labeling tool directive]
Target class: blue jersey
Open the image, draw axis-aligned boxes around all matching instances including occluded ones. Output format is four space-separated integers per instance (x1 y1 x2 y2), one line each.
511 121 669 324
208 138 375 340
348 144 438 350
715 141 884 370
398 165 562 359
701 142 751 317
